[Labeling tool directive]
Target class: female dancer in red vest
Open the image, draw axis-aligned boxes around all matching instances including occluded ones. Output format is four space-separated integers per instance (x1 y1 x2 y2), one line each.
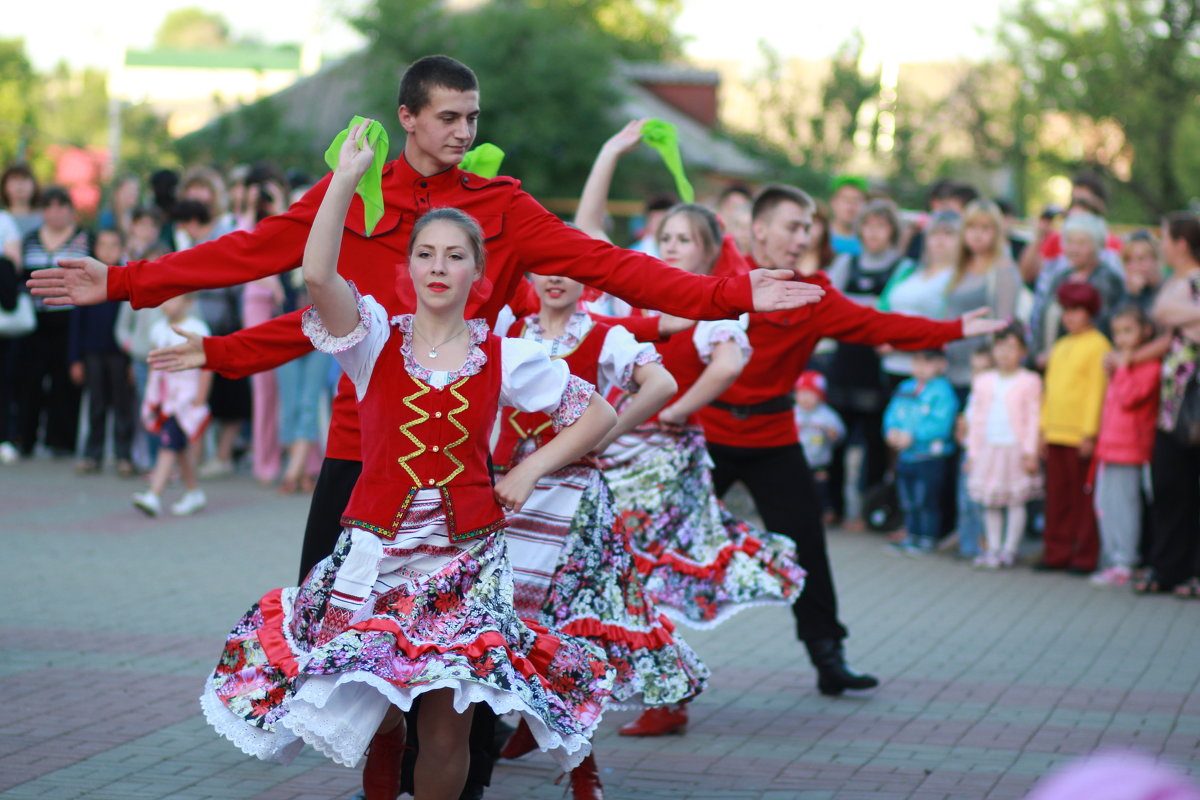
200 123 619 800
596 205 808 737
576 127 807 737
490 273 708 798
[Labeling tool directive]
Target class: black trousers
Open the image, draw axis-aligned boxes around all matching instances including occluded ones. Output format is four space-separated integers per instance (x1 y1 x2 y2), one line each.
708 442 849 643
16 314 81 456
81 352 135 462
1150 432 1200 588
299 456 499 791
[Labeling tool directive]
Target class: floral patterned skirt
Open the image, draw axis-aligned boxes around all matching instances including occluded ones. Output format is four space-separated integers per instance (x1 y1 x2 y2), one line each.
597 424 806 629
200 490 614 771
504 457 709 709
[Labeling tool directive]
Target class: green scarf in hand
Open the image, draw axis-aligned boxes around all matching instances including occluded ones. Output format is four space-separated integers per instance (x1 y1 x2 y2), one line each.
324 116 389 235
641 119 694 203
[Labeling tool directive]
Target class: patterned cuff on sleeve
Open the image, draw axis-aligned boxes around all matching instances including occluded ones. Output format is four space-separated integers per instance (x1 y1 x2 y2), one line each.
551 375 595 431
617 348 664 393
301 281 372 353
697 324 751 365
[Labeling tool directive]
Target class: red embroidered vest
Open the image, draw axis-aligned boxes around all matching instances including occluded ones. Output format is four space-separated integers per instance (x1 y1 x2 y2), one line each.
340 329 505 542
492 317 609 469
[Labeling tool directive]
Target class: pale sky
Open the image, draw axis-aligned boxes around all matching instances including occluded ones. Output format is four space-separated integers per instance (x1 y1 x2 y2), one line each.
10 0 1010 72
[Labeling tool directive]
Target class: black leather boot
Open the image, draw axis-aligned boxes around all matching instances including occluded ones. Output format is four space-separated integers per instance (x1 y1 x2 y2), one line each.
804 639 879 696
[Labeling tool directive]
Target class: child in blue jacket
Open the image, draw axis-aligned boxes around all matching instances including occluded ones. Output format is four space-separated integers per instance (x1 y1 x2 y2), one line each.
883 348 959 554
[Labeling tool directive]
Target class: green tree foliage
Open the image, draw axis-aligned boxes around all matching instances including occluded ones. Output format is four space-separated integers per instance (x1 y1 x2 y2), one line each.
888 61 1024 210
0 39 176 186
349 0 638 197
0 38 38 165
175 95 313 173
534 0 683 60
750 35 880 178
155 7 232 50
1001 0 1200 220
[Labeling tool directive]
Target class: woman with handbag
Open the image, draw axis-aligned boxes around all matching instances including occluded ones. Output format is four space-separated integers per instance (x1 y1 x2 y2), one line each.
1144 211 1200 597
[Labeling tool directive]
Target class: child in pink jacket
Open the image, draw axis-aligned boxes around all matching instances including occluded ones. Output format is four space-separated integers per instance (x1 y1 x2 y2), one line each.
966 323 1044 568
1091 306 1160 587
133 294 212 517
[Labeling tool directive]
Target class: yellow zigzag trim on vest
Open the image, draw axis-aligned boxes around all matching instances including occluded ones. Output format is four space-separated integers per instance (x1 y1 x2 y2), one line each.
439 376 471 485
396 377 431 486
507 408 552 441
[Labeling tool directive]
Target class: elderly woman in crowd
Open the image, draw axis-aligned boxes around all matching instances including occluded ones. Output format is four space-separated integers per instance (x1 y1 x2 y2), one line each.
1030 211 1126 366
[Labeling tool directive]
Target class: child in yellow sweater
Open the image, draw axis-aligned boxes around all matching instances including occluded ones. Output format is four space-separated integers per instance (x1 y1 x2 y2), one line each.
1038 282 1111 573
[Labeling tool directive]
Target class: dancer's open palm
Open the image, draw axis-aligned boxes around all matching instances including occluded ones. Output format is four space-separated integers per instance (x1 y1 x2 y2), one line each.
26 256 108 307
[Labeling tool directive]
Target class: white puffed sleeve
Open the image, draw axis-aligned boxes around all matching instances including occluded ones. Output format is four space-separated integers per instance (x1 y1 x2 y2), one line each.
693 314 752 364
300 283 390 400
500 337 595 431
597 325 661 396
492 304 517 337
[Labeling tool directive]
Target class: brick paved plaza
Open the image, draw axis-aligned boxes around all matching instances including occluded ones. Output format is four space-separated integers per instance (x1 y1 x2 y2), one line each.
2 458 1198 799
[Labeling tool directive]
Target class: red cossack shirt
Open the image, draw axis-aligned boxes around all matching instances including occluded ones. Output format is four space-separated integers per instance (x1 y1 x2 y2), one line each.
698 259 964 449
106 155 755 459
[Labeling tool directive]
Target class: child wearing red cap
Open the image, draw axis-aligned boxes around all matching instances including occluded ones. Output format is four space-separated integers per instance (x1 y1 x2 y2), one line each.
793 371 845 519
1039 281 1111 573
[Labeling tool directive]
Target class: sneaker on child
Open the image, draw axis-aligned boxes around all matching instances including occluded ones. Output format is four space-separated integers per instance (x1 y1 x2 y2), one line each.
171 490 207 516
132 492 162 517
1089 565 1131 587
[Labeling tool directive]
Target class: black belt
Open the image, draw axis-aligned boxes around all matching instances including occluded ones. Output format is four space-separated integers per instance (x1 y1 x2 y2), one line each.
709 393 795 420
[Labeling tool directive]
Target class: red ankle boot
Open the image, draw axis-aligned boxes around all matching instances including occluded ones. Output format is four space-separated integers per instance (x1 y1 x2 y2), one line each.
617 704 688 736
498 717 538 759
567 753 604 800
361 722 406 800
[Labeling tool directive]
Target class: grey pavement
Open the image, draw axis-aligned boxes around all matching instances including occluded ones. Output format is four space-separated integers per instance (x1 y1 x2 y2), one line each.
2 456 1198 800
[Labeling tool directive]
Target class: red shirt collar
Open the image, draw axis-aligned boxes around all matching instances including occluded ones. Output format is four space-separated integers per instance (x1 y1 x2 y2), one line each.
388 152 464 192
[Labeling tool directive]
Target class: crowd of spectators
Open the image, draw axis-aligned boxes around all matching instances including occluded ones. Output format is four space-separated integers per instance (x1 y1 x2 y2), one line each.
1 156 1198 597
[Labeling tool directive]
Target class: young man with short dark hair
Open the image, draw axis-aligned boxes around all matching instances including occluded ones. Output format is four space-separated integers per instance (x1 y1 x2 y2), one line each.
697 184 1003 698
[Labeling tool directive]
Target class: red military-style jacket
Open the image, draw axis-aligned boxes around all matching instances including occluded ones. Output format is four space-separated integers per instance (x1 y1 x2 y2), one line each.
492 317 611 470
698 259 964 449
341 330 506 543
109 154 746 460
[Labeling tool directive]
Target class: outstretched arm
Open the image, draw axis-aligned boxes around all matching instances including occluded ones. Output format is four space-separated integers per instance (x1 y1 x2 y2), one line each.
148 308 313 377
594 362 676 452
658 340 745 425
30 182 330 310
517 193 823 318
304 120 376 337
816 280 1001 349
574 119 646 239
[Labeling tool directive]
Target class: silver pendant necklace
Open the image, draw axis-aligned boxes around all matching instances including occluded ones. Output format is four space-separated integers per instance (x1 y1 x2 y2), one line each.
413 323 467 359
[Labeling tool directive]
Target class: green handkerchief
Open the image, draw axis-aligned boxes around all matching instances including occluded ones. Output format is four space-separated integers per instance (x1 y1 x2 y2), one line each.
641 119 694 203
459 143 506 179
324 115 389 235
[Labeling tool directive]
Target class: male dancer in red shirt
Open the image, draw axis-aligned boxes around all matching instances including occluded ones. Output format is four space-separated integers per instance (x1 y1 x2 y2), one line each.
699 185 1002 698
31 57 822 800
